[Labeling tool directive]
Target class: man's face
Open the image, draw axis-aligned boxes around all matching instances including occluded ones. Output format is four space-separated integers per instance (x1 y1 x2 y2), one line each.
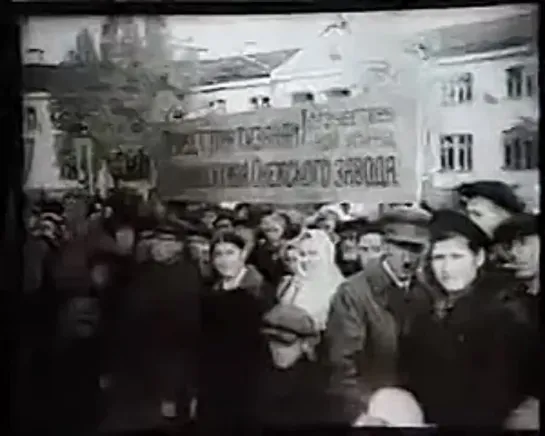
510 234 540 280
215 218 233 232
115 227 135 254
465 197 511 238
268 340 305 369
430 236 484 293
212 241 245 279
150 238 183 263
339 232 358 261
201 210 218 229
357 232 384 268
385 239 424 281
90 263 110 289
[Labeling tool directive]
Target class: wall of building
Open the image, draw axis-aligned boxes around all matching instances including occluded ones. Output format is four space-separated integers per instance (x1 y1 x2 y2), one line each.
189 77 273 114
422 49 539 208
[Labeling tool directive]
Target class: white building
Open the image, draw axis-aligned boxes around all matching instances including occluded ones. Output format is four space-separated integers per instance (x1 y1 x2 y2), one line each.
417 11 539 210
183 49 299 115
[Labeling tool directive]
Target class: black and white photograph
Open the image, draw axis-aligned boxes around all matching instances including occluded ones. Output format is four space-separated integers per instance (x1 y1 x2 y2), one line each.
16 4 539 434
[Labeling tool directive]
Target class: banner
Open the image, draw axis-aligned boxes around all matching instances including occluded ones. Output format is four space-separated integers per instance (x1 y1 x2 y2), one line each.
158 93 418 204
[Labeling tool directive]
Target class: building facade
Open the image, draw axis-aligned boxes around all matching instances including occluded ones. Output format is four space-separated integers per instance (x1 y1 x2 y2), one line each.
418 11 539 210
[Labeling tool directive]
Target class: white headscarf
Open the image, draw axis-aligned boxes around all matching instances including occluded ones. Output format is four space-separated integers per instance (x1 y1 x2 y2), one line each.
278 228 345 331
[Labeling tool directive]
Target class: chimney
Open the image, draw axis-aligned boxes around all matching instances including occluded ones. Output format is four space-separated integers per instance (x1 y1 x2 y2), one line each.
24 48 46 65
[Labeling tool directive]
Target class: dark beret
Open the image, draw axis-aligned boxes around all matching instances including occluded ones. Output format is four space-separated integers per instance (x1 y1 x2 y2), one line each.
494 213 539 244
262 304 318 344
456 180 525 214
211 230 246 251
429 209 491 249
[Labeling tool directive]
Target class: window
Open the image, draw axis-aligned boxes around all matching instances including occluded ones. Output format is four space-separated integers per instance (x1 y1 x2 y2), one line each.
506 65 535 99
24 107 38 132
250 96 271 110
292 92 314 105
325 88 351 100
503 127 538 170
250 97 259 110
440 73 473 105
439 134 473 172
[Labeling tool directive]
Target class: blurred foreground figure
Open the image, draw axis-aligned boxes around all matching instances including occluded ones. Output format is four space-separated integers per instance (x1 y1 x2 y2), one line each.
352 388 425 427
100 225 201 434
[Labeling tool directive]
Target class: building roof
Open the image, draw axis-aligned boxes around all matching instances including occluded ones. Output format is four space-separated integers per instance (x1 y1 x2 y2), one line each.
419 12 537 58
178 48 300 87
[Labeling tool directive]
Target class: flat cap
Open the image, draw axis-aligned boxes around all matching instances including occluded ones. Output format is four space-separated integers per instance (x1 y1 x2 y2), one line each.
336 217 369 235
262 304 318 344
377 206 431 246
378 206 432 227
456 180 525 213
494 213 539 244
429 209 491 249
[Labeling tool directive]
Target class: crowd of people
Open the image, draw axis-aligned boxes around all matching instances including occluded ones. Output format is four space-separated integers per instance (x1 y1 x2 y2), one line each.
14 180 539 434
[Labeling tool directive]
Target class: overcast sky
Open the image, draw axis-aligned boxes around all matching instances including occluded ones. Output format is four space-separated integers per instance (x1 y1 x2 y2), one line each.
22 4 534 63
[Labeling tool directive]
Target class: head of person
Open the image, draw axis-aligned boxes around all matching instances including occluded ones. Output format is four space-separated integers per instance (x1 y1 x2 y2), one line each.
213 212 234 232
427 209 489 293
494 213 540 281
262 304 320 369
259 210 292 247
357 225 385 269
281 240 303 275
149 226 184 263
295 228 336 277
314 209 340 238
233 219 256 258
378 207 432 281
336 219 367 261
87 251 117 291
456 181 525 238
201 206 219 230
234 202 251 221
114 223 136 255
210 231 247 280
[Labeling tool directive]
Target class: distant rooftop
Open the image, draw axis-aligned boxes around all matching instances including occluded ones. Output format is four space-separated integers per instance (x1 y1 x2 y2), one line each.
175 48 300 87
419 12 537 58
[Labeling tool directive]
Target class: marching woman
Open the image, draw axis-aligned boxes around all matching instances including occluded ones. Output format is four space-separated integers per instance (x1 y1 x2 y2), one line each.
259 229 345 427
199 231 276 433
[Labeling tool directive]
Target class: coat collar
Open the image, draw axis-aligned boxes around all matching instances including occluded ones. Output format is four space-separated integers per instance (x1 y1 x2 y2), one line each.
213 264 264 293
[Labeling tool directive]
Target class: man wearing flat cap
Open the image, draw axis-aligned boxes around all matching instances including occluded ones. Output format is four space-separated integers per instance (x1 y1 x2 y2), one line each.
456 180 526 271
100 223 202 434
494 213 540 430
325 206 433 424
259 304 330 427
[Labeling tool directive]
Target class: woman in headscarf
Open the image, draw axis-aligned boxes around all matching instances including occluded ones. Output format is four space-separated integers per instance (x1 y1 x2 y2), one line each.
259 229 345 427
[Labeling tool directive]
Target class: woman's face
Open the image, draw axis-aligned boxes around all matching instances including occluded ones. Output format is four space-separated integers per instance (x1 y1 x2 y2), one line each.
212 241 245 279
283 245 302 275
260 215 285 245
299 239 322 275
430 235 483 293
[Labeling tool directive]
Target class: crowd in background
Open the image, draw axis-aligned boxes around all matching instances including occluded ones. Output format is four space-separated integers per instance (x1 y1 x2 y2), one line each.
14 179 539 434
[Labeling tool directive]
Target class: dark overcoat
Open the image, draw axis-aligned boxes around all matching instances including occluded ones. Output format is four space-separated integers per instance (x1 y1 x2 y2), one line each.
325 258 435 423
198 265 276 432
100 257 202 433
398 277 533 427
